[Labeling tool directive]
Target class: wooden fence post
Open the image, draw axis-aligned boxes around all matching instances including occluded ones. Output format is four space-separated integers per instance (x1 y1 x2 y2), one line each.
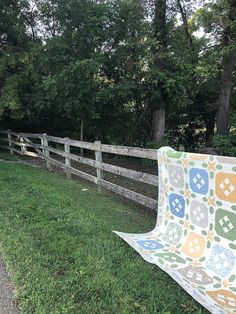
42 133 51 170
19 133 27 155
40 135 45 155
95 140 104 194
7 130 13 155
64 137 71 179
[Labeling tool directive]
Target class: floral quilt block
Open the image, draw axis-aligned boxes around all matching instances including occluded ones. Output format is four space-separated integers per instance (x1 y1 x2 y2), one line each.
114 147 236 314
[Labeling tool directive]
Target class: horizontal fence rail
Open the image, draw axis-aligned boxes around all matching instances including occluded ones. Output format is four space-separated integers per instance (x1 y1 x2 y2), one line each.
0 130 158 210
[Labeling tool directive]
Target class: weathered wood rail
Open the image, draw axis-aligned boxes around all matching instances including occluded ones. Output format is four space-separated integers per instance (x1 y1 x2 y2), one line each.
0 130 158 210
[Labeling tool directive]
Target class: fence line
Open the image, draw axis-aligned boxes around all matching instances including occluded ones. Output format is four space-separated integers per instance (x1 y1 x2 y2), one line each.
0 130 158 210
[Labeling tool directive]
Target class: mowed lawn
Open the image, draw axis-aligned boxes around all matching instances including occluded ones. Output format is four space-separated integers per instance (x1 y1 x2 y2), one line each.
0 154 208 314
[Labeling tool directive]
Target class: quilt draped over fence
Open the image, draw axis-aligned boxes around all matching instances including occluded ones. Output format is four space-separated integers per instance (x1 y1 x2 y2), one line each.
114 147 236 314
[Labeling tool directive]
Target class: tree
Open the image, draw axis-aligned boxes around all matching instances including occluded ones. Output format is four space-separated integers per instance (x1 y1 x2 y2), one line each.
151 0 167 142
216 0 236 134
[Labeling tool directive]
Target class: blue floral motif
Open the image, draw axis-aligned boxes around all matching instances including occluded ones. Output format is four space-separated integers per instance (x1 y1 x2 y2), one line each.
206 244 235 277
137 240 164 251
168 193 185 218
189 168 209 195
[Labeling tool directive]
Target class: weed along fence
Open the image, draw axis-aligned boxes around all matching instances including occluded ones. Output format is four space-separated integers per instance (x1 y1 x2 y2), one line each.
0 130 159 210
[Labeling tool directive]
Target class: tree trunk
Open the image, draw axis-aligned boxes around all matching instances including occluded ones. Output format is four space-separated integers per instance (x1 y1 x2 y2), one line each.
216 52 235 134
154 0 167 46
151 0 167 142
216 0 236 135
152 108 165 142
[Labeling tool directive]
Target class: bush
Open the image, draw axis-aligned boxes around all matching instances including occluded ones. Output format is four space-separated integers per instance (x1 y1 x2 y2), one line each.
146 138 170 150
142 138 171 166
212 132 236 157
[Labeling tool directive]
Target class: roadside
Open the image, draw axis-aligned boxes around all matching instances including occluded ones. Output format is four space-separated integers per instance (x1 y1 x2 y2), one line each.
0 260 19 314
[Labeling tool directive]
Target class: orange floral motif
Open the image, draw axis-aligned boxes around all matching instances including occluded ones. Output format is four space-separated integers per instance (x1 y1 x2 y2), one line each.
190 154 207 161
222 279 231 289
207 197 216 206
185 189 191 198
182 232 206 258
191 260 202 268
216 172 236 202
164 184 169 193
207 231 214 242
160 156 168 165
207 162 216 171
207 290 236 309
182 159 189 168
168 245 177 252
164 211 171 220
183 220 191 230
159 155 165 165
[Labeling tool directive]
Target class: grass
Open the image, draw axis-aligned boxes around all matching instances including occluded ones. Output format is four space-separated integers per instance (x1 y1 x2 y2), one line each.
0 152 208 314
0 151 19 161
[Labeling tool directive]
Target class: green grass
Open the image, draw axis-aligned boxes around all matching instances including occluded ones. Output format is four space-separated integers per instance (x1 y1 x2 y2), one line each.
0 151 18 161
0 153 208 314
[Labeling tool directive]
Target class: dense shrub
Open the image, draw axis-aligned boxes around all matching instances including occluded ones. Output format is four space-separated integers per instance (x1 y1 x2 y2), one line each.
212 133 236 157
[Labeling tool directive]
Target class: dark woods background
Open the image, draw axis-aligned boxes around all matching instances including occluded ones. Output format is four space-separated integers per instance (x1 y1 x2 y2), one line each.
0 0 235 155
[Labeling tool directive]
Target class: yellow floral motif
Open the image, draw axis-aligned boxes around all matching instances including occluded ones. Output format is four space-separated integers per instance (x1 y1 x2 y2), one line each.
183 220 190 230
159 155 165 165
160 156 168 165
207 231 214 242
185 189 191 198
182 159 189 168
164 184 169 193
207 162 216 171
191 260 202 268
168 245 177 252
164 156 169 164
164 212 171 220
207 197 216 207
222 279 231 289
182 232 206 258
190 154 207 160
216 172 236 202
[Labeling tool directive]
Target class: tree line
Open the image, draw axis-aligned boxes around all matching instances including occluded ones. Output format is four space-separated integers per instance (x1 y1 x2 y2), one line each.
0 0 235 153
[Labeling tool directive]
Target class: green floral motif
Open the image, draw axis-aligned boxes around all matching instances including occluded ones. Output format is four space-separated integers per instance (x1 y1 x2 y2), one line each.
154 252 186 264
166 150 183 159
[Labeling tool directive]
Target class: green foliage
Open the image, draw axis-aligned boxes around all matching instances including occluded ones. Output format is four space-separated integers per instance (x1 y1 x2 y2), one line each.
146 139 170 150
213 133 236 156
141 139 170 166
0 0 235 151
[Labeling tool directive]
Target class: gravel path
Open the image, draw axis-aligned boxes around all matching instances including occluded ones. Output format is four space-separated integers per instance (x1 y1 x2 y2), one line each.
0 261 19 314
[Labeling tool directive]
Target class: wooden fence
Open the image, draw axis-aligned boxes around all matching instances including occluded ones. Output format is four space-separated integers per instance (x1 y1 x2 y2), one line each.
0 130 158 210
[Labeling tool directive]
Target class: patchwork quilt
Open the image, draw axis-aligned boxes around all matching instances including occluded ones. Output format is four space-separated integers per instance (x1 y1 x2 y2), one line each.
114 147 236 314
